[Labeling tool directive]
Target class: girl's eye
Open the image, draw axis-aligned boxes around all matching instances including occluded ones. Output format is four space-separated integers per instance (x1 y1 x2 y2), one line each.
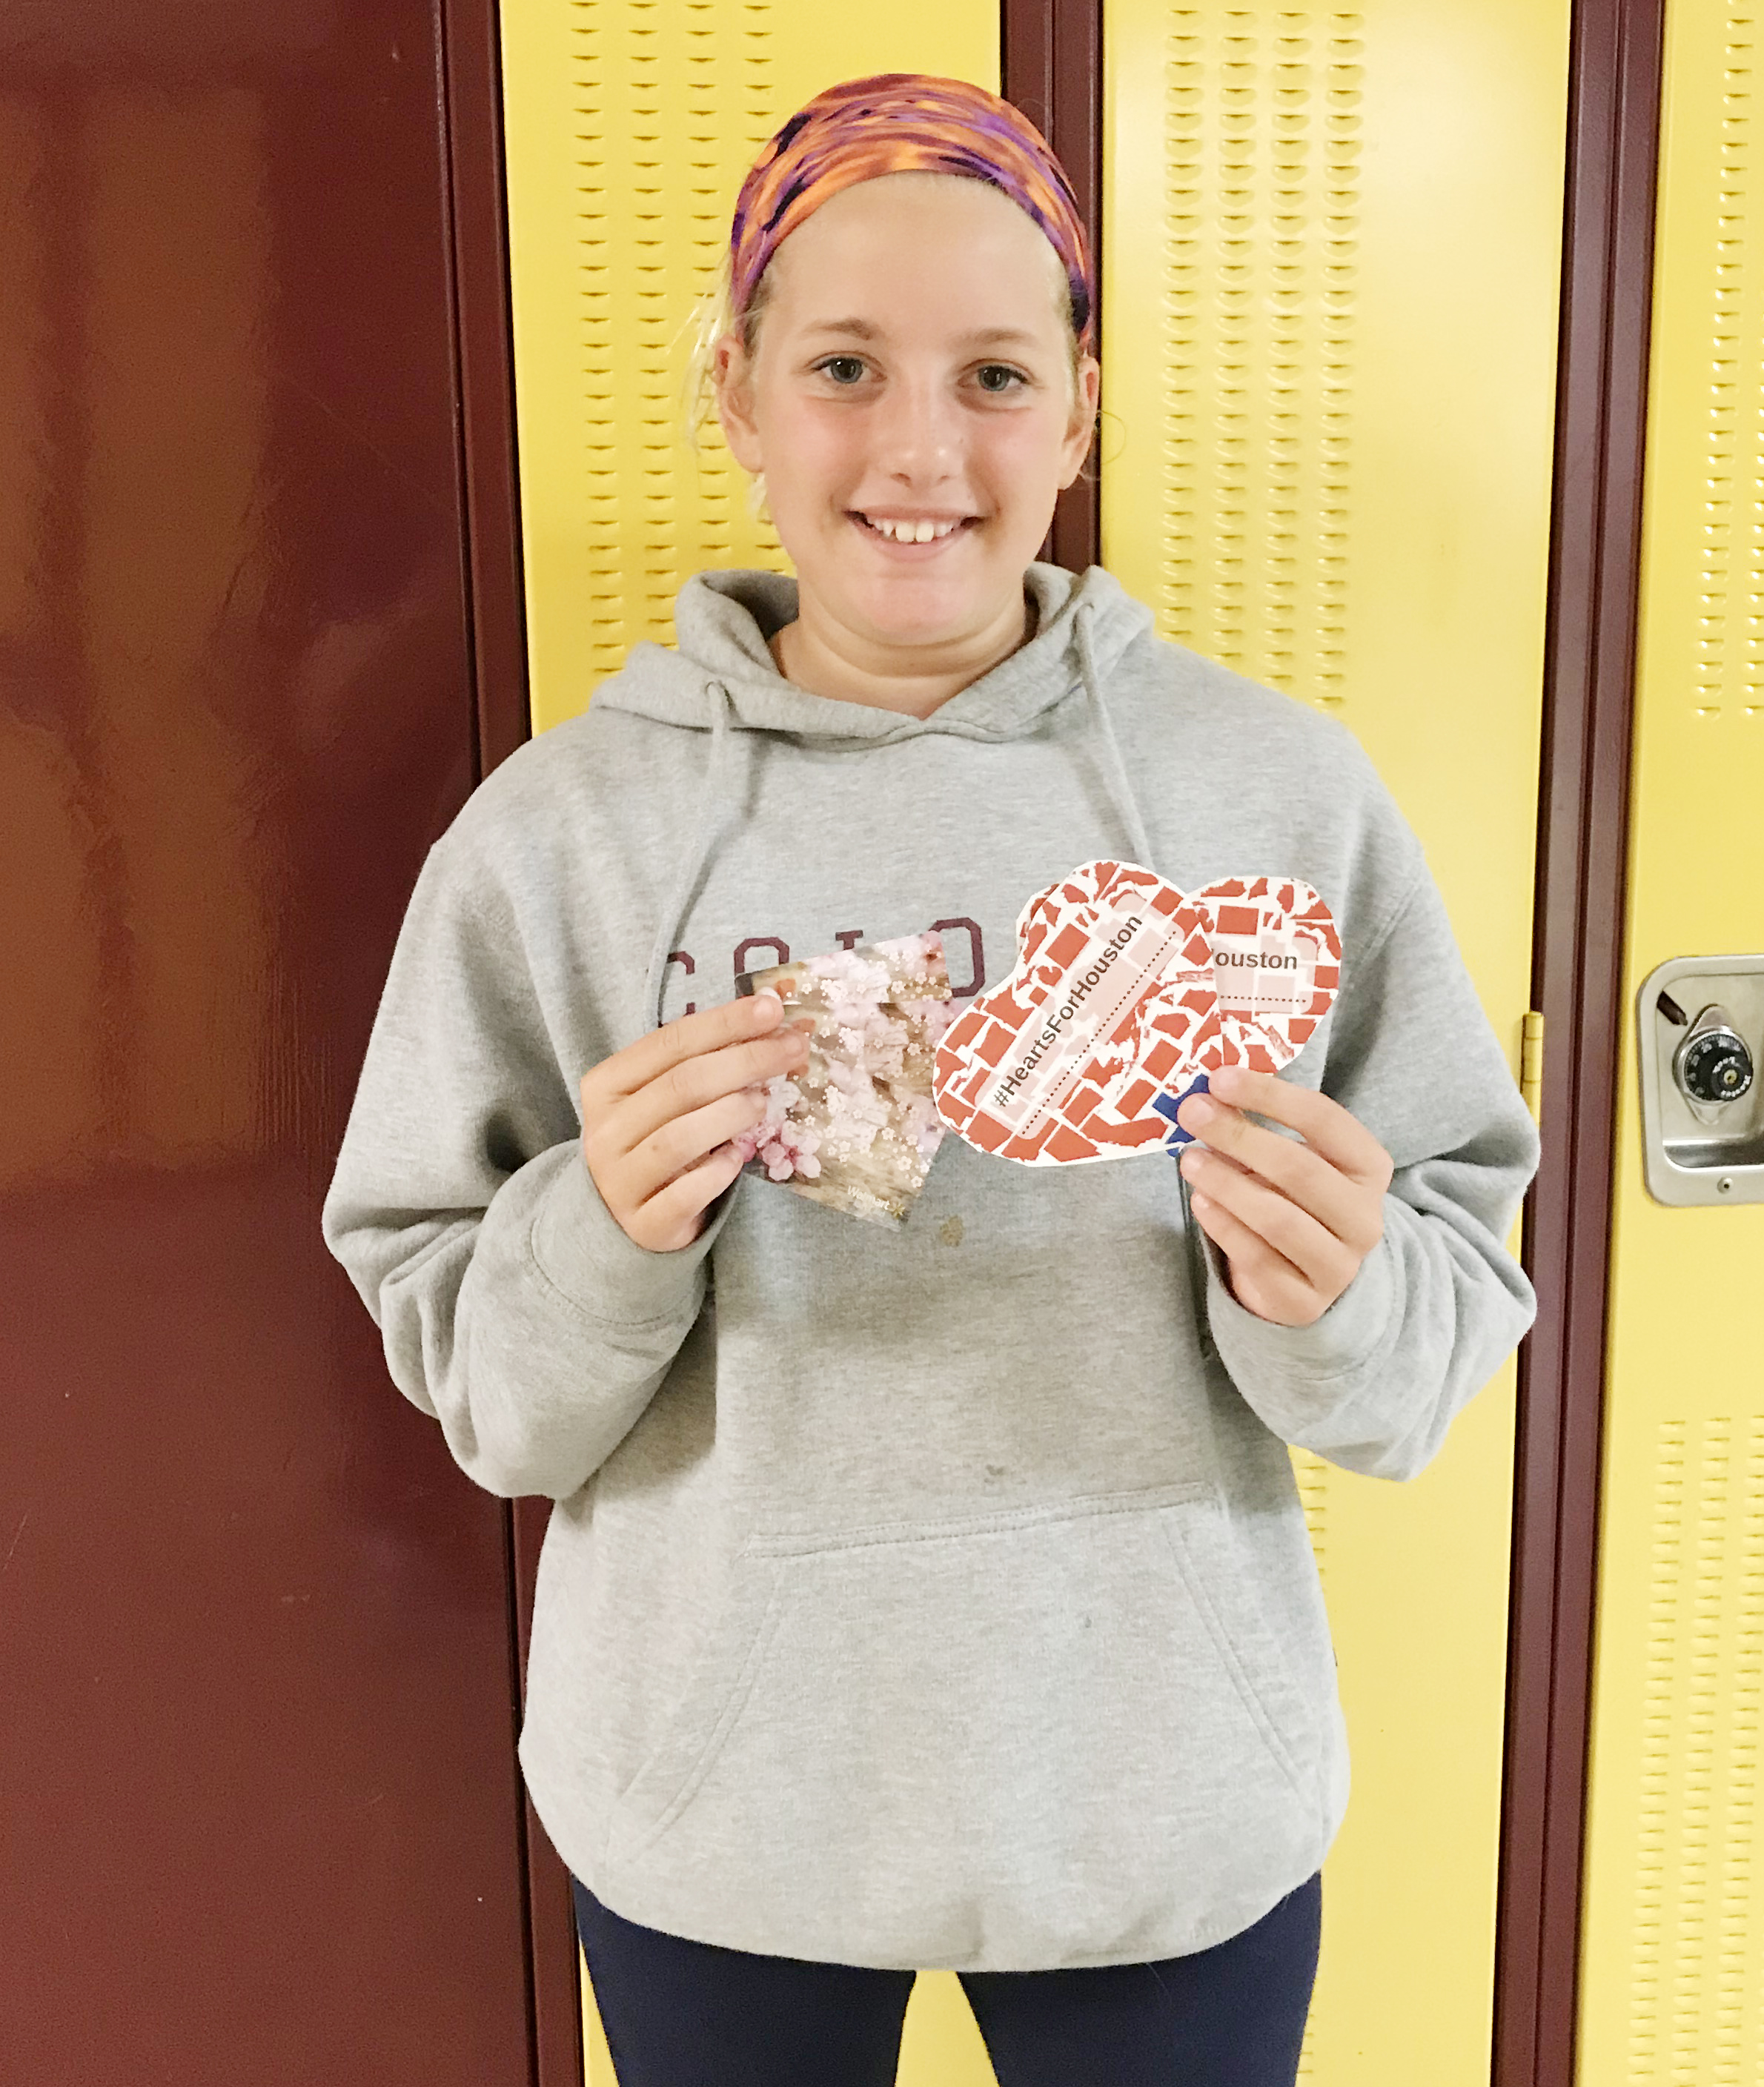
816 355 867 385
975 364 1027 394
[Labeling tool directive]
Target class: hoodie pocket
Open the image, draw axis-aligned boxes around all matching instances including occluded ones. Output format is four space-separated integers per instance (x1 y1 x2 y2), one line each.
601 1483 1324 1962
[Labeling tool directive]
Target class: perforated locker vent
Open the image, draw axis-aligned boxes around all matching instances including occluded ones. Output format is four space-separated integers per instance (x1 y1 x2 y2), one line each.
567 0 788 681
1687 8 1764 722
1624 1418 1764 2082
1293 1445 1328 1562
1150 8 1362 706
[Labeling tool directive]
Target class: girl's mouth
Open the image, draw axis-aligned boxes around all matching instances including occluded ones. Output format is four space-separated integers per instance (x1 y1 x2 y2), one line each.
851 511 978 551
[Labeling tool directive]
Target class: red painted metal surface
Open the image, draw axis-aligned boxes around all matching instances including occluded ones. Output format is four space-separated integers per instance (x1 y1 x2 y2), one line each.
1498 3 1665 2082
0 5 534 2081
1005 0 1103 574
435 0 586 2073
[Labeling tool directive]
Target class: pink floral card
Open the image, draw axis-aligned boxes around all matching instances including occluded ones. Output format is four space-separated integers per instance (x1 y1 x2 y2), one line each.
733 932 955 1225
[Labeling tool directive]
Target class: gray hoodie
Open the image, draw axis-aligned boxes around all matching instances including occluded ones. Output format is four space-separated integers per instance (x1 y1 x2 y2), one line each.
322 561 1539 1972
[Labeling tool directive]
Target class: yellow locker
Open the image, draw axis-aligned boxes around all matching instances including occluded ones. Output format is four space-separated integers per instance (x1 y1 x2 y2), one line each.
500 1 1576 2080
1577 1 1764 2077
500 9 1004 2077
1102 4 1568 2081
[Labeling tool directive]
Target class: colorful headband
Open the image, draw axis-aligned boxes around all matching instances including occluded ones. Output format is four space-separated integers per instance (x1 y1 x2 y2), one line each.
729 73 1095 351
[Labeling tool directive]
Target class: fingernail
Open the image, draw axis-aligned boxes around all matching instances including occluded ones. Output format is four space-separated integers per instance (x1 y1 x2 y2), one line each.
751 989 782 1015
1181 1095 1216 1126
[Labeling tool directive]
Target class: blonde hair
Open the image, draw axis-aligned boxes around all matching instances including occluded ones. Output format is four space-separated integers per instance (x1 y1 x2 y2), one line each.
680 248 777 518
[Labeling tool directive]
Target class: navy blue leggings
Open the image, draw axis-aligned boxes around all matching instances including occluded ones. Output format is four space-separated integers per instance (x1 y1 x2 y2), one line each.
571 1872 1321 2087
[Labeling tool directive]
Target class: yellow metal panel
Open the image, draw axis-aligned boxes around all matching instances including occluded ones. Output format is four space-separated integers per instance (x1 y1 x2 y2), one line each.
499 0 998 736
1577 1 1764 2077
1103 5 1569 2082
505 19 1007 2080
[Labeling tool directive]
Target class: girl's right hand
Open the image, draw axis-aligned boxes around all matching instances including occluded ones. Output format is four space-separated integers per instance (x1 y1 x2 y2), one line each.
577 992 809 1252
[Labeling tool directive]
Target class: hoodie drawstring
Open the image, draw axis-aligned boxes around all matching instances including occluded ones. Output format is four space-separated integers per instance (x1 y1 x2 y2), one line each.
1075 599 1155 869
1074 601 1204 1183
643 678 741 1029
643 602 1151 1029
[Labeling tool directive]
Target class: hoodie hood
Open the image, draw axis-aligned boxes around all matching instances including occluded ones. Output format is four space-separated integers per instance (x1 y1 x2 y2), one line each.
595 560 1156 745
598 561 1161 1026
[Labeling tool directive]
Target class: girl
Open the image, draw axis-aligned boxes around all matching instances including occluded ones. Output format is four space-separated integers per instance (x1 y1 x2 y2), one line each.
323 73 1539 2087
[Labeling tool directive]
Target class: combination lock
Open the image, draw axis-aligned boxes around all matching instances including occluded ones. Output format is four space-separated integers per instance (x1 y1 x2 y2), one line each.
1639 961 1764 1205
1663 998 1756 1109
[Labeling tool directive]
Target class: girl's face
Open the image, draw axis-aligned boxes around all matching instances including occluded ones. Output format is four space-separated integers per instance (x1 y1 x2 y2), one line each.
714 173 1099 660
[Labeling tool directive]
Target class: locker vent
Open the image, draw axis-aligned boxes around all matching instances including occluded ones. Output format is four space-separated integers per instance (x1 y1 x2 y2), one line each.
1690 10 1764 720
1153 7 1363 706
568 0 788 675
1627 1417 1764 2081
1293 1444 1329 1568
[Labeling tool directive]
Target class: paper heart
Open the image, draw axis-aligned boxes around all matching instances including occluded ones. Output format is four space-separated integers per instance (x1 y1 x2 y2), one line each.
932 861 1341 1166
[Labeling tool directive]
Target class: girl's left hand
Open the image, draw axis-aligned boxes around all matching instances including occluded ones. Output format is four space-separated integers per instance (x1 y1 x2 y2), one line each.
1175 1066 1394 1327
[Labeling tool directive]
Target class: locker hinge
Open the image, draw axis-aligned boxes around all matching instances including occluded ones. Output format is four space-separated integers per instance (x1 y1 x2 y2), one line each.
1520 1011 1545 1124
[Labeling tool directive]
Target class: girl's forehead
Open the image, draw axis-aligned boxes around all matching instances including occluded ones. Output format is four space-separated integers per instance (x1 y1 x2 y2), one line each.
764 177 1071 328
789 167 1048 245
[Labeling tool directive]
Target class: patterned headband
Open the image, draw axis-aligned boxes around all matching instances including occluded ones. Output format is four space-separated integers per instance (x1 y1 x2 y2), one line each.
729 73 1095 351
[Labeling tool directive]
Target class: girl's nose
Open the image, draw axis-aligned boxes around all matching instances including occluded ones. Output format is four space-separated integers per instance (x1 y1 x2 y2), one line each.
869 378 963 485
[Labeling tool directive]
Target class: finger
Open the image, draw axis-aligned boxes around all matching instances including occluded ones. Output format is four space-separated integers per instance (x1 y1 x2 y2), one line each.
1175 1089 1385 1250
1180 1142 1361 1295
629 1142 749 1253
588 989 791 1104
611 1025 809 1155
1188 1191 1327 1327
1202 1066 1394 1190
623 1085 773 1198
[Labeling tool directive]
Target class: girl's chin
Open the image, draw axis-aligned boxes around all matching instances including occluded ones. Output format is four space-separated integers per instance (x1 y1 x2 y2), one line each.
849 597 1001 651
801 565 1027 651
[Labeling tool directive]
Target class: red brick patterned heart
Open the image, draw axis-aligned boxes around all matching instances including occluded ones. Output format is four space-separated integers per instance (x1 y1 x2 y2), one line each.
932 860 1342 1166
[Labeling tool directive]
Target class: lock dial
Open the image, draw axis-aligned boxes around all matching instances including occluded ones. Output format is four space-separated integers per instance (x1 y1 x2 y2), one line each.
1673 1007 1754 1109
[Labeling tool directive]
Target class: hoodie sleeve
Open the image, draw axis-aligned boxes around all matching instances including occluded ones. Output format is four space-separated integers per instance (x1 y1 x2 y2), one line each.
321 835 731 1501
1196 859 1539 1483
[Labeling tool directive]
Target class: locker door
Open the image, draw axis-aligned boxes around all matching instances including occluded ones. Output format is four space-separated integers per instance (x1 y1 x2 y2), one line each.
0 4 539 2080
1576 1 1764 2075
1102 4 1570 2082
495 6 1005 2078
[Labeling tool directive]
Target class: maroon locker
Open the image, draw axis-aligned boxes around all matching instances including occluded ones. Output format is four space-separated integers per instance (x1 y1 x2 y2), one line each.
0 1 558 2078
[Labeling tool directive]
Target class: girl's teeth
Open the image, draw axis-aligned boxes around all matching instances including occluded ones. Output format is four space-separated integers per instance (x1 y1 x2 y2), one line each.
867 517 958 543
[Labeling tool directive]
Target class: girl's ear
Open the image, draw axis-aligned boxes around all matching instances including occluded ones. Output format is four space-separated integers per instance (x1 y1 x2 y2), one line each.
713 333 764 474
1058 354 1103 489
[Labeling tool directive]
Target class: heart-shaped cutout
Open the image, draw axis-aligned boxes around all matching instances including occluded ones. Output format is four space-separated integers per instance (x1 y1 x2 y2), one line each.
932 861 1341 1165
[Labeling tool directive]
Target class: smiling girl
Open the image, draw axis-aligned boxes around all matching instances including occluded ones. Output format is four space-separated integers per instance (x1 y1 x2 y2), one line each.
324 75 1539 2086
